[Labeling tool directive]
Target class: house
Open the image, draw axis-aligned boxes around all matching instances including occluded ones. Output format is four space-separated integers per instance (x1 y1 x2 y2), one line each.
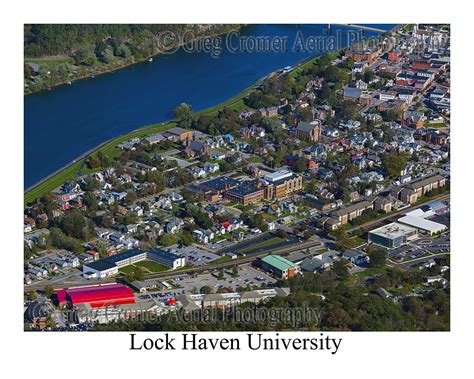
299 256 332 273
268 203 282 216
203 163 220 174
342 250 369 266
374 288 392 299
355 79 368 90
211 152 226 161
190 167 207 178
166 219 184 234
267 221 276 231
163 127 193 141
232 230 245 240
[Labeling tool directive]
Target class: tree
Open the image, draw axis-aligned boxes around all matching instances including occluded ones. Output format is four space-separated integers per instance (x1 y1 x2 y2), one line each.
124 266 144 283
86 155 101 169
298 107 314 122
277 229 288 239
96 240 108 258
340 100 358 120
43 285 55 298
124 191 138 205
115 43 131 58
180 231 195 246
74 47 97 66
200 286 212 294
382 153 408 178
173 103 194 128
366 246 387 267
159 233 179 247
334 229 353 251
58 209 95 240
26 292 37 301
24 64 34 78
332 260 349 280
232 267 239 277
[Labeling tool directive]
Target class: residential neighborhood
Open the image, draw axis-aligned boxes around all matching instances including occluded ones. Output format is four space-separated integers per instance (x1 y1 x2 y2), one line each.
24 24 450 333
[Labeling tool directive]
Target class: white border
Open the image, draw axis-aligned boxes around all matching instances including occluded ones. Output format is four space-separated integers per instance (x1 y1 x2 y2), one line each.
1 0 472 377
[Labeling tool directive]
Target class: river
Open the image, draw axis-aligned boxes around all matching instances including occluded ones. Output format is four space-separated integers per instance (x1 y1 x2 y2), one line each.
24 24 394 189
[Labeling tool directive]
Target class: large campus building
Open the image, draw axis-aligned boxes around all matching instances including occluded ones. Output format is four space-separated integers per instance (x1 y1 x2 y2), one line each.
55 283 135 308
83 248 185 279
190 170 303 205
368 222 418 248
261 170 304 200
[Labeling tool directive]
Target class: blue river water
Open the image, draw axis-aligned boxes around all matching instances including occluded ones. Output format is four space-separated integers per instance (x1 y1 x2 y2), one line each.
24 24 394 189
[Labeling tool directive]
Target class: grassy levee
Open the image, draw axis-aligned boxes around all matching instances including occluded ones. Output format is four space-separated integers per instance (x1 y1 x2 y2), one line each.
24 122 176 205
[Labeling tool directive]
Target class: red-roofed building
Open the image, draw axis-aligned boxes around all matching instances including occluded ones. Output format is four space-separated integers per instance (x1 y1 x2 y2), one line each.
388 51 399 62
55 283 135 308
221 221 231 229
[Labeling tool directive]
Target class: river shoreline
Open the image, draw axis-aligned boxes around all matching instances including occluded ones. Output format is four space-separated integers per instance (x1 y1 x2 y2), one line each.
24 25 241 96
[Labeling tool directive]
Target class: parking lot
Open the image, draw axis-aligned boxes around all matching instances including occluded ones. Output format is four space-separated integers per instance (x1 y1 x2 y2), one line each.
168 245 221 266
136 265 276 303
386 231 450 262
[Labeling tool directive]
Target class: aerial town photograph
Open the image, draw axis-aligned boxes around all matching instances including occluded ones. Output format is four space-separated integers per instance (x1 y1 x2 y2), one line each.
23 23 451 332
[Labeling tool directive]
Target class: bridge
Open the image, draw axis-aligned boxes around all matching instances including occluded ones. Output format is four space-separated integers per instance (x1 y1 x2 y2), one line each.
332 24 388 33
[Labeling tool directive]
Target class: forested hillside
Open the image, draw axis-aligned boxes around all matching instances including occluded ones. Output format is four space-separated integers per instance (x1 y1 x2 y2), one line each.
24 24 239 93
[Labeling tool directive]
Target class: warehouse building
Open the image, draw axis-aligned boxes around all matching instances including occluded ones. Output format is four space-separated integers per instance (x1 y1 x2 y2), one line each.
258 255 301 279
368 222 418 248
55 283 135 309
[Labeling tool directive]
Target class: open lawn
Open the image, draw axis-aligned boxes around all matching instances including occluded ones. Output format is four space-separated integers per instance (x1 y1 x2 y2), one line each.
119 265 138 275
134 260 168 273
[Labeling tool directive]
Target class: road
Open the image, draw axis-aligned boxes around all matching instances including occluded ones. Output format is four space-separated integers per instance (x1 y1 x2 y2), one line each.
387 252 450 272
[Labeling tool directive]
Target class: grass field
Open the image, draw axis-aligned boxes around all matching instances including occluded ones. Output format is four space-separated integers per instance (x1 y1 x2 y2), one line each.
118 265 137 275
134 260 168 273
119 260 169 275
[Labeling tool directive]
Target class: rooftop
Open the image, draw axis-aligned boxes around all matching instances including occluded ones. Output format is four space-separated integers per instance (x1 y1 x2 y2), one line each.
397 215 447 233
261 255 297 271
369 222 417 239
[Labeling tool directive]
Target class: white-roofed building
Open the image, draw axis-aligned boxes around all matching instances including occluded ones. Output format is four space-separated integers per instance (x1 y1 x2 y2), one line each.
397 215 447 235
